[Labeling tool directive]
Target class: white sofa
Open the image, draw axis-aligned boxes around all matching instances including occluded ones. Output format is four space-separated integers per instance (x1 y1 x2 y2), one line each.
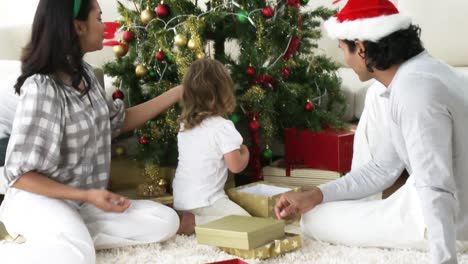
1 0 468 194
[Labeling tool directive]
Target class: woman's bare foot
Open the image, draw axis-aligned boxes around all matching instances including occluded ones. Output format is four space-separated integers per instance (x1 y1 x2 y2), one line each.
177 212 195 235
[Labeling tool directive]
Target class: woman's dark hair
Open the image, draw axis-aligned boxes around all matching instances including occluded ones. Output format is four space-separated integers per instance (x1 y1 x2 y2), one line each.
343 25 424 72
14 0 93 94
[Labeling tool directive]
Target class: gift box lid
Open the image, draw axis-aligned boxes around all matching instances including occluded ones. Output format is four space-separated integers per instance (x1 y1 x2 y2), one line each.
195 215 285 250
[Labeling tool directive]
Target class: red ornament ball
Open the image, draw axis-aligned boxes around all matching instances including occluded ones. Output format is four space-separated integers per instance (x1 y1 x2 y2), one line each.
155 4 170 18
112 89 124 101
249 120 260 131
139 136 150 145
282 67 291 78
262 7 275 19
246 66 256 76
287 0 301 8
122 31 135 42
305 101 314 111
155 50 166 61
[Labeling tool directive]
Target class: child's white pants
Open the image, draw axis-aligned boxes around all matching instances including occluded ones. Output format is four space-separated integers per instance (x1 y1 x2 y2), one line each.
0 187 180 264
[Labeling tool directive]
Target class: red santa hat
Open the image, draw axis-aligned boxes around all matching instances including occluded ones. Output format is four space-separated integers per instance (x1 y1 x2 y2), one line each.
324 0 412 42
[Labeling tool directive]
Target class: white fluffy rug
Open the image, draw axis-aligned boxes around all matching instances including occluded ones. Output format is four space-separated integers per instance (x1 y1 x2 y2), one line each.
97 235 468 264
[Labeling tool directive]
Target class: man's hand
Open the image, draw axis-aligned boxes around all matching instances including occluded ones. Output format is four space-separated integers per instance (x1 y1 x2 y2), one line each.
274 187 324 220
85 189 131 212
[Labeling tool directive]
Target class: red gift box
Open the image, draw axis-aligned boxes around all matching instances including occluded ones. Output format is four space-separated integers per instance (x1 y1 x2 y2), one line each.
284 128 354 173
207 259 248 264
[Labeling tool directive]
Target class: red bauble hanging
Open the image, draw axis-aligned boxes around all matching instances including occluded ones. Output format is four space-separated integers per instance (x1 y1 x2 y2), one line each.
246 66 256 77
249 119 260 131
155 3 170 18
112 89 124 101
254 74 276 90
155 50 166 61
262 7 275 19
282 67 291 78
122 31 135 42
305 100 314 111
287 0 301 8
139 136 150 145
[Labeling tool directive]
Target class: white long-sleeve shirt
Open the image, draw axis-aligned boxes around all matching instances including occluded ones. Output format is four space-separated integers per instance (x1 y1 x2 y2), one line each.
320 51 468 264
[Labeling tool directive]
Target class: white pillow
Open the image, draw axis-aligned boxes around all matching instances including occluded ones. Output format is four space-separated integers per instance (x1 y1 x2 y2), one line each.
0 60 21 139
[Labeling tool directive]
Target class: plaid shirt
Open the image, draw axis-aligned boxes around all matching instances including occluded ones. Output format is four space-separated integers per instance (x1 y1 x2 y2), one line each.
4 63 125 190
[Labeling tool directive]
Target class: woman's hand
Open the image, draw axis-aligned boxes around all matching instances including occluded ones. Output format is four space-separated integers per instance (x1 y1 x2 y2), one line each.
85 189 131 212
274 187 323 220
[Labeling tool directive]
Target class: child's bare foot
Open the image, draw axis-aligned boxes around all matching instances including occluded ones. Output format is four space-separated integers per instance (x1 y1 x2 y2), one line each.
177 212 195 235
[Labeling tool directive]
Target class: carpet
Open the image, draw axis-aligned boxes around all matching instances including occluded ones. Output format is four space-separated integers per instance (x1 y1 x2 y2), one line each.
96 234 468 264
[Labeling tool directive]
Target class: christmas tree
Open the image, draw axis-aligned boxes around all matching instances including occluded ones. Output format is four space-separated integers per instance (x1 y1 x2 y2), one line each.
103 0 346 182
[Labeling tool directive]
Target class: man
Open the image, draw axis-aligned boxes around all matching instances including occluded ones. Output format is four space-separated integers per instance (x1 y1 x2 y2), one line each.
274 0 468 263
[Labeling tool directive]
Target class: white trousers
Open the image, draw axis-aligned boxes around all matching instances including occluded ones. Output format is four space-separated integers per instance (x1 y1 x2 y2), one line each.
301 177 468 251
187 197 250 225
0 188 180 264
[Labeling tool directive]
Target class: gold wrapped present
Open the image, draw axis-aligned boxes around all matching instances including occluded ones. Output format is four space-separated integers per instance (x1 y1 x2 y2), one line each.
219 233 301 260
227 181 301 219
195 215 285 250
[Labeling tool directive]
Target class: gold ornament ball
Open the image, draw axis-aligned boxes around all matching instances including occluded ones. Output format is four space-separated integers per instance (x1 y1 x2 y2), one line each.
174 34 188 47
140 9 154 25
113 45 127 57
158 178 168 186
114 146 126 156
187 39 198 50
135 65 148 78
196 52 205 59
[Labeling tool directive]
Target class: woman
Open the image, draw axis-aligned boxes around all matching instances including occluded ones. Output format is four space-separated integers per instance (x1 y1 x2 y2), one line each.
0 0 181 263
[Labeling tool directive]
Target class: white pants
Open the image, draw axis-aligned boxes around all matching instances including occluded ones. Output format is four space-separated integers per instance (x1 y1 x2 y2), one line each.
187 197 250 225
0 188 180 264
301 177 468 251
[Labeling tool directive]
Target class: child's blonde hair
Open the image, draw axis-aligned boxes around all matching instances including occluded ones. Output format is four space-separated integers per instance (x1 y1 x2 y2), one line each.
179 59 236 130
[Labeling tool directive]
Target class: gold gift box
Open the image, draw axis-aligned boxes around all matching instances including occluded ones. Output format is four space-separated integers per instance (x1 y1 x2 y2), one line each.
195 215 285 250
227 181 301 219
219 233 301 260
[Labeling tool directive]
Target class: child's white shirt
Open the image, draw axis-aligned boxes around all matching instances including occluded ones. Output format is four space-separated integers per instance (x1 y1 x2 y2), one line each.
173 116 243 211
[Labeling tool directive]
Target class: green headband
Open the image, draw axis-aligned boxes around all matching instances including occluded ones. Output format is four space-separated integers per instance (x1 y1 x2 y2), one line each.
73 0 82 18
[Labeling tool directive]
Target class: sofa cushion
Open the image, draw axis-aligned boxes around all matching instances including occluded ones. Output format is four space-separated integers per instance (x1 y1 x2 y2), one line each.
0 137 8 167
0 60 21 139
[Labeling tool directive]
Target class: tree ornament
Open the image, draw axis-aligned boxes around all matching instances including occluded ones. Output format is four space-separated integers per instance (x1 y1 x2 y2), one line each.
135 64 148 78
155 50 166 61
149 71 157 78
305 99 314 111
155 2 170 18
300 0 310 5
287 0 301 8
229 113 241 124
174 34 188 47
112 43 128 58
157 178 168 186
262 147 273 160
284 37 301 60
112 89 124 101
114 146 126 156
249 119 260 131
166 52 174 63
282 67 291 78
139 136 150 145
187 39 198 50
196 52 205 59
246 66 256 76
236 9 249 23
122 31 135 42
140 8 154 25
262 7 275 19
